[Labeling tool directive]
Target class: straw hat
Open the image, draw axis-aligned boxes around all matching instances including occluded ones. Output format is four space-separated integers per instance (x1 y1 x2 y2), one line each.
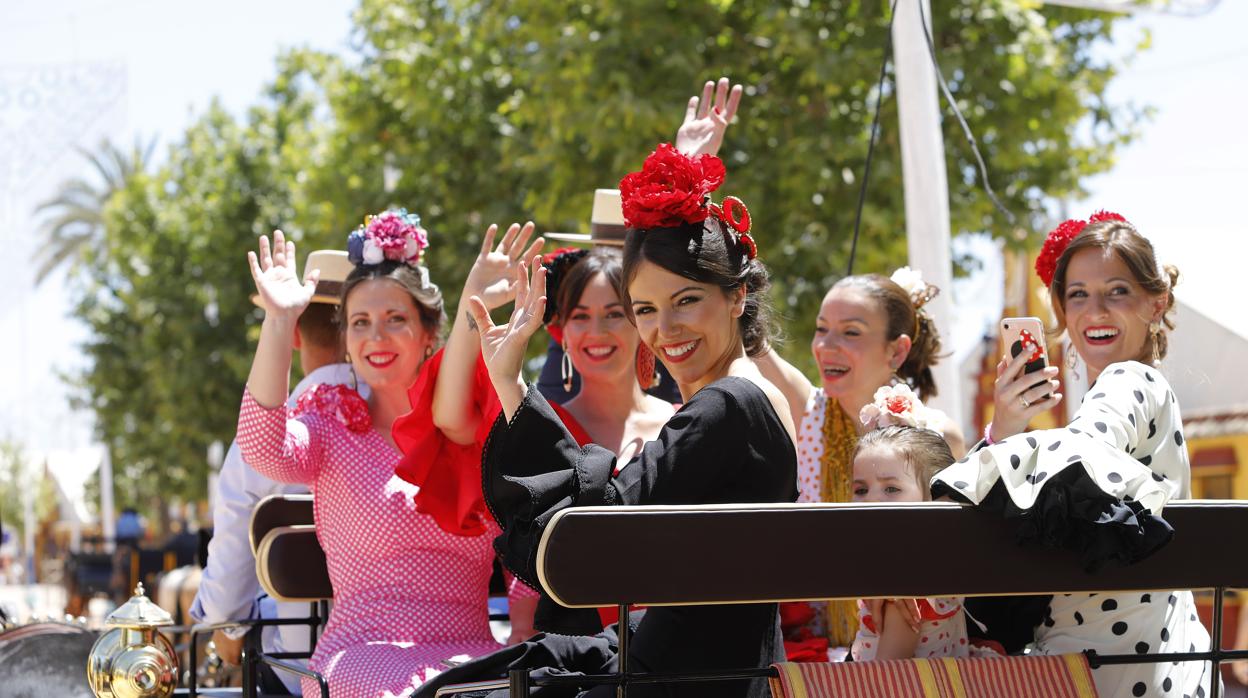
251 249 355 307
545 189 627 246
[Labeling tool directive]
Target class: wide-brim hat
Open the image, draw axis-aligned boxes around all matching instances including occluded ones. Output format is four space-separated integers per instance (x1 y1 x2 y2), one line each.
545 189 627 246
251 250 355 308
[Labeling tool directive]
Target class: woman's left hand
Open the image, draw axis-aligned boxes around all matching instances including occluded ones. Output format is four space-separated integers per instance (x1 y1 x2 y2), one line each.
464 222 543 311
675 77 743 158
466 257 548 419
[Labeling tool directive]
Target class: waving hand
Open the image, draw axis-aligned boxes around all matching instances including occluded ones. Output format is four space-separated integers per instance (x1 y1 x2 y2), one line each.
465 257 547 420
247 230 319 318
675 77 744 158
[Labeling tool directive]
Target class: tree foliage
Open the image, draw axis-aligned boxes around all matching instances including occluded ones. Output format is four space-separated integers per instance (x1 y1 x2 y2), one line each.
0 440 58 541
33 138 155 284
66 0 1146 512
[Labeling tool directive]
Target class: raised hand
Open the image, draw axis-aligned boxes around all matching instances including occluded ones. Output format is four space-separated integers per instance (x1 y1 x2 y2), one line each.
465 222 544 311
247 230 319 318
675 77 744 158
466 257 548 419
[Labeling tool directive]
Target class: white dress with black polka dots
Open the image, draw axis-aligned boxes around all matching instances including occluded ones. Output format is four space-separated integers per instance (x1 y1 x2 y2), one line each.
238 386 505 697
932 361 1215 698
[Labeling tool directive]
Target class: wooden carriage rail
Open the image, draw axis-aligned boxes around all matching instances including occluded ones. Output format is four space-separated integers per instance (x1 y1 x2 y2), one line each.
455 500 1248 698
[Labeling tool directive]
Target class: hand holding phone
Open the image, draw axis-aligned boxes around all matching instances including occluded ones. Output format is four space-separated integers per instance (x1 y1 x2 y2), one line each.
1000 317 1050 385
990 317 1063 442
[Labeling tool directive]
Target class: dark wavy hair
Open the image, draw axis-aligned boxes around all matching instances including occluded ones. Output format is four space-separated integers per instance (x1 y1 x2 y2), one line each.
547 247 624 325
336 260 445 340
621 218 777 357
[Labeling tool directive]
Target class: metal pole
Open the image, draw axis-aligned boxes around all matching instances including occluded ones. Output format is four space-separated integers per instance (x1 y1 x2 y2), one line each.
892 0 963 428
617 604 630 698
1212 587 1224 698
508 668 531 697
100 448 116 553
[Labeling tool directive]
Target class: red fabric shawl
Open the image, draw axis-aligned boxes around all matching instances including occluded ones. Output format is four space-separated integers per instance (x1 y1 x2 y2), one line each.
392 348 592 536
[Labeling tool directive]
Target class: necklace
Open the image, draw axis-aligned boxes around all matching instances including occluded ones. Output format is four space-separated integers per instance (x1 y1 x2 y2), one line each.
818 397 860 647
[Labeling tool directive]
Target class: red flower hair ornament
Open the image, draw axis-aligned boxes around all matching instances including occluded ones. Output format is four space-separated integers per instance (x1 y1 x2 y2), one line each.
1035 210 1129 287
619 143 757 260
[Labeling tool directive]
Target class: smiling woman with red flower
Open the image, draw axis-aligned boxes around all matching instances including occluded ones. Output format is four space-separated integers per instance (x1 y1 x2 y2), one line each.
447 143 797 698
932 212 1215 697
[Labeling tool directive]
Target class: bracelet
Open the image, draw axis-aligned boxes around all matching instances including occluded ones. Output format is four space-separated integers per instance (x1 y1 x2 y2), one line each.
984 422 996 445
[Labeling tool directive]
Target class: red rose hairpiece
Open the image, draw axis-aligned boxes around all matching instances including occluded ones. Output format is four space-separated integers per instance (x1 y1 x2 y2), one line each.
620 144 758 260
619 143 726 229
1035 210 1129 287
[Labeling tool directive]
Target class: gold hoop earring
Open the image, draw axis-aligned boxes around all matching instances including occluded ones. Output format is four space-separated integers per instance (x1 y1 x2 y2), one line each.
561 338 574 393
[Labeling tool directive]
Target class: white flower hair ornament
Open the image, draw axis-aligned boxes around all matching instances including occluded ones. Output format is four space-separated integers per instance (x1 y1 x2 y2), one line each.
890 266 939 310
858 384 939 432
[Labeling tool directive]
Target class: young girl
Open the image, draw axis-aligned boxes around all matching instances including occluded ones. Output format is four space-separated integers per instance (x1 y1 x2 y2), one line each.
849 390 995 662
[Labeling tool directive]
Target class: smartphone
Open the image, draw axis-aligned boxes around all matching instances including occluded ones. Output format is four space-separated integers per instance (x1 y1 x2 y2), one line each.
1000 317 1050 394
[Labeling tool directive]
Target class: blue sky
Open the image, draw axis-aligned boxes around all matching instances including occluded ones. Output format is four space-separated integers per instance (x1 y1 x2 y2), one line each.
0 0 1244 457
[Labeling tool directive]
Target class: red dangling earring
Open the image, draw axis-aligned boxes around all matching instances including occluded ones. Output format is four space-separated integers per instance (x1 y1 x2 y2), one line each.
635 345 659 390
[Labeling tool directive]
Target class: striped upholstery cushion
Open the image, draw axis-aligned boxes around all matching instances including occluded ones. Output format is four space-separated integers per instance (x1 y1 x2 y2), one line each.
769 654 1097 698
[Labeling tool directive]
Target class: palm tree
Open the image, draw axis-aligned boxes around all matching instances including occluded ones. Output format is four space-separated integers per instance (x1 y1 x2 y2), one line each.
32 137 155 284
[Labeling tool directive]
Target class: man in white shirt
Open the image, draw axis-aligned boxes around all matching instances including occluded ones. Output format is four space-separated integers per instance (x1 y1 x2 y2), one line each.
190 250 364 695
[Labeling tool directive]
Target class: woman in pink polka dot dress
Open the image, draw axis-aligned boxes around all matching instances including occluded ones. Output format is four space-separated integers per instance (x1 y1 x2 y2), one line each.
238 220 533 697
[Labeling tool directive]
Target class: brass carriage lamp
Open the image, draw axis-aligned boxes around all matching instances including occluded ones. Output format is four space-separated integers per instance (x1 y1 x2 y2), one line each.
86 583 179 698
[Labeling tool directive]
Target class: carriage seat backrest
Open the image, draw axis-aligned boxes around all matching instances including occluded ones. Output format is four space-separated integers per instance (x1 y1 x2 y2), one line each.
255 525 333 602
249 495 314 555
250 495 331 602
536 500 1248 608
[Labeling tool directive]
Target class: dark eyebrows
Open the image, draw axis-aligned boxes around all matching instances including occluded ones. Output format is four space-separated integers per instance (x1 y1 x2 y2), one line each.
574 302 624 311
1067 277 1132 289
671 286 703 299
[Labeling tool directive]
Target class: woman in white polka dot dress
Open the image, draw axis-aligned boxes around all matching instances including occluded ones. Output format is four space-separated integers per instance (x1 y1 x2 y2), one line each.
932 212 1216 697
238 218 531 697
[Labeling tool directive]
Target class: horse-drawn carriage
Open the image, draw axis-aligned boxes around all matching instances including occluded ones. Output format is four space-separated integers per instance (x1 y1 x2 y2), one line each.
4 498 1245 697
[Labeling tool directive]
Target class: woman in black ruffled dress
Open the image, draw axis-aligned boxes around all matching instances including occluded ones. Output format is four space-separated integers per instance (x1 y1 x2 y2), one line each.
425 144 797 698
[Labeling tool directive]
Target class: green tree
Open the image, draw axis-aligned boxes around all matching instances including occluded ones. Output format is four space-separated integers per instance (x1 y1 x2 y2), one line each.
64 0 1148 508
32 138 155 284
286 0 1144 373
69 94 318 514
0 440 58 542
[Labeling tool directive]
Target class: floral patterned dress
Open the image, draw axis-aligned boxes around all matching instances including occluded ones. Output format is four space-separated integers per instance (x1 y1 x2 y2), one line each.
238 384 514 697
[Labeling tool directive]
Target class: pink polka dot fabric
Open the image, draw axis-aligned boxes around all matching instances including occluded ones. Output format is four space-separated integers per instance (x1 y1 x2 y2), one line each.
238 387 503 696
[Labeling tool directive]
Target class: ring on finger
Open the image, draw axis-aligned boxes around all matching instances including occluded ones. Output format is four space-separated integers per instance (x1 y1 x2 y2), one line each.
1020 396 1031 408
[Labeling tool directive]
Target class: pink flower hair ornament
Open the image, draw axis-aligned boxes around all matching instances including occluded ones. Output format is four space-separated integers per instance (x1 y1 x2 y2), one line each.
858 383 939 432
346 208 429 268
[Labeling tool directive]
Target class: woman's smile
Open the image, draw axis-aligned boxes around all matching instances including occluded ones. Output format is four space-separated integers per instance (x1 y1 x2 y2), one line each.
579 344 618 362
364 351 399 368
1082 325 1120 346
659 339 700 363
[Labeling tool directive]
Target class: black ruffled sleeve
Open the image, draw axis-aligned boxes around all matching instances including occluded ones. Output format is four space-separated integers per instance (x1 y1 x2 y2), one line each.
482 379 791 591
931 361 1181 571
